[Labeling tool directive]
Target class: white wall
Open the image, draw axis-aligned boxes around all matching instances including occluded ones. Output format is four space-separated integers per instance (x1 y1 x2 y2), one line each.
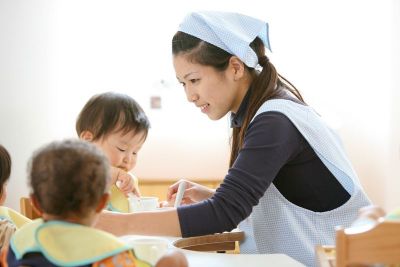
388 0 400 212
0 0 398 211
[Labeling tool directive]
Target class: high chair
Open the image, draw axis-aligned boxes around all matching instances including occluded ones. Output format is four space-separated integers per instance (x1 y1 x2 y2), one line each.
20 197 41 219
316 219 400 267
173 230 244 253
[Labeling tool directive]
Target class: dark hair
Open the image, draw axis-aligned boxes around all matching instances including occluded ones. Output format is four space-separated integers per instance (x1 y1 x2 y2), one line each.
0 145 11 196
76 92 150 142
172 31 305 167
28 139 110 218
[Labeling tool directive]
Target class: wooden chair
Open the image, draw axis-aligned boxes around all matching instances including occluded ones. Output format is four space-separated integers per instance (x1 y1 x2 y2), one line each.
20 197 41 219
316 220 400 267
173 230 244 253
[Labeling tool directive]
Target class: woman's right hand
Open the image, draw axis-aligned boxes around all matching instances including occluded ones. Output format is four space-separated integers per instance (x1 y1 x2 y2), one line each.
164 179 216 206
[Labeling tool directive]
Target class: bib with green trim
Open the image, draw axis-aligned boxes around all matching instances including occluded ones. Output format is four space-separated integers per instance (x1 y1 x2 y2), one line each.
10 219 151 267
108 184 130 213
108 174 140 213
387 208 400 220
0 206 31 229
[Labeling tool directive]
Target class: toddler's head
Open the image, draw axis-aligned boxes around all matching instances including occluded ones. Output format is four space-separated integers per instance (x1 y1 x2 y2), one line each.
28 140 110 224
76 92 150 172
0 144 11 205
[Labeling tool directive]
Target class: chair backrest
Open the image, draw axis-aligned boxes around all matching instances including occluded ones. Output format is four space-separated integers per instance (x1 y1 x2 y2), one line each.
20 197 41 220
173 231 244 253
335 220 400 266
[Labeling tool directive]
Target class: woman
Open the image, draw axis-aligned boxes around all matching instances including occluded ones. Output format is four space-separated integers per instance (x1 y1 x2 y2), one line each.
96 11 371 266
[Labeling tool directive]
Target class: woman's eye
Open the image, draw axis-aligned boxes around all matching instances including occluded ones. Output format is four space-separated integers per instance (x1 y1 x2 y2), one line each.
117 147 125 152
190 79 199 84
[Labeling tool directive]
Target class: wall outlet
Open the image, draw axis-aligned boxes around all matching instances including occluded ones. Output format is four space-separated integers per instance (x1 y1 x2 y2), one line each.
150 96 162 109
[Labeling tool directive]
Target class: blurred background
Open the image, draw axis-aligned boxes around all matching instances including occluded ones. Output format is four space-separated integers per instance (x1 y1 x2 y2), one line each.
0 0 399 211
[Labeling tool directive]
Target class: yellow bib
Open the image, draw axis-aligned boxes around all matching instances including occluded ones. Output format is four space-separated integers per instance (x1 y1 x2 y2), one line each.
11 218 42 259
108 174 140 213
0 206 31 229
108 184 130 213
11 219 151 266
387 208 400 220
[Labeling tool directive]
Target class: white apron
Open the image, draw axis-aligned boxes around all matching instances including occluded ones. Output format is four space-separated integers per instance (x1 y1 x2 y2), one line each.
239 99 371 266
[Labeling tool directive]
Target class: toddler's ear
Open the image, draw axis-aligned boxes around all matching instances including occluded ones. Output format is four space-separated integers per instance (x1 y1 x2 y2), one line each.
80 131 94 141
95 193 110 213
30 194 44 216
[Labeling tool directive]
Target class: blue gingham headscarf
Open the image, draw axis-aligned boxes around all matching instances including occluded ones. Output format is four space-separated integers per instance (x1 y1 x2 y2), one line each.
178 11 271 68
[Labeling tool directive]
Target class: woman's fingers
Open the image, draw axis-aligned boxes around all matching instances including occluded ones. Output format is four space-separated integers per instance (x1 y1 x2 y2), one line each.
167 179 188 200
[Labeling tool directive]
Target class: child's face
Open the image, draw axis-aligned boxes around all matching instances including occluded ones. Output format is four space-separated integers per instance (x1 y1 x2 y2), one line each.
93 130 146 172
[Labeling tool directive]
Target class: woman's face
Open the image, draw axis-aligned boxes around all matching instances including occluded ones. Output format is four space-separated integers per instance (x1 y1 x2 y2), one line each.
173 55 244 120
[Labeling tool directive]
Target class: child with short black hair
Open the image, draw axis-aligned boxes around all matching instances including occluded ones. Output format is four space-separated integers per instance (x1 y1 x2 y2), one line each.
1 140 187 267
76 92 150 212
0 144 31 250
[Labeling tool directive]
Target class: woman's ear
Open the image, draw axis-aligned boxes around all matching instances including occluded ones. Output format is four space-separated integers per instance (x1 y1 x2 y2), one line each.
30 194 44 216
80 131 94 141
95 193 110 213
229 56 245 81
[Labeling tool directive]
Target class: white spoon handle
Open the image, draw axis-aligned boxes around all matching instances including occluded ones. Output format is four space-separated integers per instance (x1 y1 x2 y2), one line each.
174 181 186 208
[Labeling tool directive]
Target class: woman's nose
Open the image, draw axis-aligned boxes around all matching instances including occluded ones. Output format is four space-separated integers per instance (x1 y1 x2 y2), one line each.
185 88 199 102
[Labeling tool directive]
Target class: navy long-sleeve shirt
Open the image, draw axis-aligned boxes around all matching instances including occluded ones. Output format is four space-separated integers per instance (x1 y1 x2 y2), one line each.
177 95 350 237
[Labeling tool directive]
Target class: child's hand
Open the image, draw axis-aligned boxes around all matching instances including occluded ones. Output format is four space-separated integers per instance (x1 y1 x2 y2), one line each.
111 167 141 197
